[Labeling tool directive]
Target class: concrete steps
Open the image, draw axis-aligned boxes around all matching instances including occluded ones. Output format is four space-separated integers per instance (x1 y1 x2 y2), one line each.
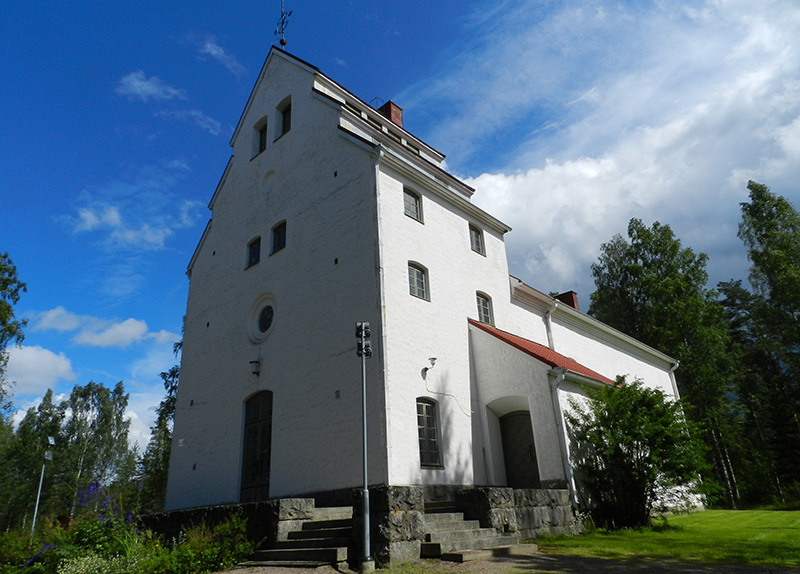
421 507 519 558
247 506 352 567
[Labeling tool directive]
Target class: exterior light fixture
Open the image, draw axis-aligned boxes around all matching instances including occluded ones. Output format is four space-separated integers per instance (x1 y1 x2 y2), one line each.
250 360 260 375
421 357 438 379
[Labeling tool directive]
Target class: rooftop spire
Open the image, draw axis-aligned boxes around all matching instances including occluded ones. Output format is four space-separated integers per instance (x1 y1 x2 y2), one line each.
275 0 292 48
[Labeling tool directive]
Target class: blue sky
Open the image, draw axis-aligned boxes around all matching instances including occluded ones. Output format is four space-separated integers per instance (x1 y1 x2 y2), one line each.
3 0 800 447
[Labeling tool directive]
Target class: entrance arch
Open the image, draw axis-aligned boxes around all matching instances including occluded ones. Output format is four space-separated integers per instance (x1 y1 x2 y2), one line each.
499 410 541 488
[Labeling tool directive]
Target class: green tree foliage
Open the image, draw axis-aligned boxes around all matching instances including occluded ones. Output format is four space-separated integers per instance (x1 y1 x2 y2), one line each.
567 378 706 529
140 364 179 513
717 181 800 501
588 219 740 507
0 252 26 414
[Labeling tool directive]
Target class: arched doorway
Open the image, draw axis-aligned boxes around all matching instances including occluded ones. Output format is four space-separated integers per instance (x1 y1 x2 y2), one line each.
500 411 541 488
241 391 272 502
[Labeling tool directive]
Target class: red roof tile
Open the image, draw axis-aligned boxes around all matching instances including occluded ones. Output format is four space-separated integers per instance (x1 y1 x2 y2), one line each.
468 319 615 385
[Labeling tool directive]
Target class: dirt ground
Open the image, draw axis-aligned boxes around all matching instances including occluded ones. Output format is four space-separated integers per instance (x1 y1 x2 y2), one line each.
220 549 800 574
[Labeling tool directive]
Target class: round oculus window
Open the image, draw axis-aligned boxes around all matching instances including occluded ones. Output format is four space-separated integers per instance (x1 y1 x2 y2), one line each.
258 305 274 333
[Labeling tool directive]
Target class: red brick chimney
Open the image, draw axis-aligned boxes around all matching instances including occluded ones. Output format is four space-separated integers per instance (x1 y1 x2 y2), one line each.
377 100 403 127
555 291 579 311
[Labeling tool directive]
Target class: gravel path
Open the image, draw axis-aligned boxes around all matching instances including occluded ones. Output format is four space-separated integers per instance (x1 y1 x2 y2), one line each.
219 551 800 574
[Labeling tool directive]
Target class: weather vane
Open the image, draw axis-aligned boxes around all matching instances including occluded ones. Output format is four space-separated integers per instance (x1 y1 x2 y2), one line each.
275 0 292 48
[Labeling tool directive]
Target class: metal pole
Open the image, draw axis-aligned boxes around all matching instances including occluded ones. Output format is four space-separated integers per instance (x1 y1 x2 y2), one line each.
31 460 46 538
360 328 373 571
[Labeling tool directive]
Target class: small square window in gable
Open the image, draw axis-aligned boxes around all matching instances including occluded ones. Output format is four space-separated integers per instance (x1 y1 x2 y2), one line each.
271 221 287 255
404 188 423 222
470 225 485 255
247 237 261 268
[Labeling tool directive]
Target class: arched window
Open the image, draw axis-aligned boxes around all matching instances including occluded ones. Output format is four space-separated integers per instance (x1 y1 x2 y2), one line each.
241 391 273 502
246 237 261 268
476 292 493 325
276 96 291 139
408 263 429 300
469 224 485 255
271 221 287 254
417 398 442 467
252 116 268 158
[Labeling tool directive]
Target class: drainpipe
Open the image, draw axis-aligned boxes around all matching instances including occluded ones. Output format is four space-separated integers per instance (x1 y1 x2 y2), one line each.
544 300 557 350
668 361 680 399
550 367 578 506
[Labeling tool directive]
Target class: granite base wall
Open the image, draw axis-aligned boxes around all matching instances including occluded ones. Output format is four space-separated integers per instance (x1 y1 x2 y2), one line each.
455 487 582 539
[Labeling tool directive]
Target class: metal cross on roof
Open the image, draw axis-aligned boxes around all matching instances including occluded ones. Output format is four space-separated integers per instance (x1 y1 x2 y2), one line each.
275 0 292 48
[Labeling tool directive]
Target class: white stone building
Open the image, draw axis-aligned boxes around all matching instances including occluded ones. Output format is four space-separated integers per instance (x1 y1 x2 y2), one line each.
164 47 679 512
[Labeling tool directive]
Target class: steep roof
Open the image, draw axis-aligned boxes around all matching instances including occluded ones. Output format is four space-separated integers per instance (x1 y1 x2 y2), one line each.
468 319 615 385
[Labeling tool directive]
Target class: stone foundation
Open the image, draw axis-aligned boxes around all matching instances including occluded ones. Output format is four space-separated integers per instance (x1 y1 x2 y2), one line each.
455 487 581 539
142 497 315 544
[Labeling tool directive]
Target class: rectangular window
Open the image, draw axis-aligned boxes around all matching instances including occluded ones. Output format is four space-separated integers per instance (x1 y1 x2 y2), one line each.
404 189 422 222
470 225 485 255
247 238 261 268
417 399 441 467
271 222 286 254
408 264 428 300
280 104 291 136
258 125 268 153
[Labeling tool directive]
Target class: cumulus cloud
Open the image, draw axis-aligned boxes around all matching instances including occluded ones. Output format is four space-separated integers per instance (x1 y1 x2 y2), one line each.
116 70 186 102
32 307 180 349
5 345 77 395
73 318 149 348
401 0 800 301
197 36 246 77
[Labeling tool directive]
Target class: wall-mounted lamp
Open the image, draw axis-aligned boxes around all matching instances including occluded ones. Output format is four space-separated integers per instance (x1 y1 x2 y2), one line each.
249 360 260 376
421 357 438 379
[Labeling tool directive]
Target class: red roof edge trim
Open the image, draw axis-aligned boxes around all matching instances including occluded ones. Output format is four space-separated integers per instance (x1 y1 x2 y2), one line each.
468 319 615 385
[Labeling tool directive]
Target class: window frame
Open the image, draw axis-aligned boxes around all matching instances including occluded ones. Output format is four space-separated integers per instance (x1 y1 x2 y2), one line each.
469 224 485 255
271 221 287 255
252 117 268 158
246 237 261 268
408 262 429 301
417 398 443 468
275 97 292 140
476 292 494 325
403 188 423 223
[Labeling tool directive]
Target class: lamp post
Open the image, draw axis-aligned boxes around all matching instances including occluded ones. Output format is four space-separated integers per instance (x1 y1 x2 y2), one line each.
31 436 55 538
355 322 374 572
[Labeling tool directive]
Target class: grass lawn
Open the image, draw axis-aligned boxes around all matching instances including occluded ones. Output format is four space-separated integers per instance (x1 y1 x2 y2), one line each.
536 510 800 567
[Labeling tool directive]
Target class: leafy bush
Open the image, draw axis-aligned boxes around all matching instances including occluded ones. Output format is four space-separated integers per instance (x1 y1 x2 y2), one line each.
567 378 708 529
1 512 254 574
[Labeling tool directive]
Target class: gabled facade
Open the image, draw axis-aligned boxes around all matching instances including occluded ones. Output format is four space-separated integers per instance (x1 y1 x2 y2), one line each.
165 48 678 512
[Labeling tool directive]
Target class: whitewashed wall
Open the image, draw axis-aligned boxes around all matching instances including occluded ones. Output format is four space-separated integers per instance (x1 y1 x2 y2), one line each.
166 53 389 510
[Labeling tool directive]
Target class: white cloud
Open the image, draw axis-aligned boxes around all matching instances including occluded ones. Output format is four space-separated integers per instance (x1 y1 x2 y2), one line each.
197 36 246 77
33 307 178 349
32 306 84 332
66 162 204 253
73 318 149 348
402 0 800 301
116 70 186 102
157 109 223 136
5 345 77 395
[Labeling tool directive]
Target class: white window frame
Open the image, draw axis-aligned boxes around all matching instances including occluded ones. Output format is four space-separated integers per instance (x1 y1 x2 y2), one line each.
476 292 494 325
417 397 442 468
403 188 423 223
408 263 429 300
469 224 485 255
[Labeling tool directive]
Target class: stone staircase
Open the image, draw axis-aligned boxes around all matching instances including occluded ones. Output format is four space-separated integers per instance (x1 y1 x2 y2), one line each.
243 506 352 568
421 500 519 560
